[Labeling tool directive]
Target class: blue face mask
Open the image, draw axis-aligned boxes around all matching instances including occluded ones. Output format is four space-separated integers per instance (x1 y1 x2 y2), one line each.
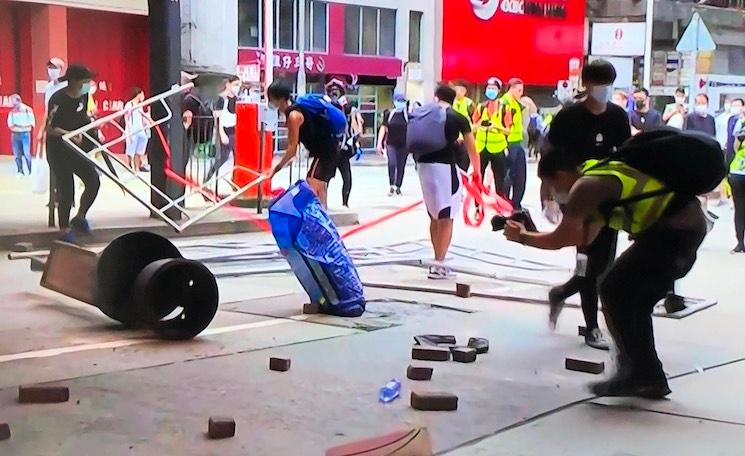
394 100 407 111
485 88 499 100
80 82 92 95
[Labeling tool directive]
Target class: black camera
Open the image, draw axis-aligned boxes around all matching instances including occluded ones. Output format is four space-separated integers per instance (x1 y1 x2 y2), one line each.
491 209 538 232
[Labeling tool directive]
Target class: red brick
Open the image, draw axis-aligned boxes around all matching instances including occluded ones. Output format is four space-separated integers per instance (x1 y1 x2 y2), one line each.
18 385 69 404
565 358 605 375
0 423 10 441
466 337 489 354
455 283 471 298
412 346 450 362
208 416 235 439
407 365 433 381
303 302 320 314
269 357 291 372
451 347 477 363
410 391 458 411
578 326 587 337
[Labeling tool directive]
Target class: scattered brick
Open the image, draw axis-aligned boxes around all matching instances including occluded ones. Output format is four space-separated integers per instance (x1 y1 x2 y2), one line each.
30 257 46 272
565 358 605 375
208 416 235 439
578 326 587 337
269 357 291 372
410 391 458 411
0 423 10 441
412 346 450 362
12 242 33 253
450 347 477 363
455 283 471 298
303 302 320 314
406 365 433 381
466 337 489 354
18 385 69 404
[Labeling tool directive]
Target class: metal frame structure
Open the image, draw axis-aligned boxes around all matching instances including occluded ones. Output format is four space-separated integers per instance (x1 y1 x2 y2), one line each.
60 83 265 233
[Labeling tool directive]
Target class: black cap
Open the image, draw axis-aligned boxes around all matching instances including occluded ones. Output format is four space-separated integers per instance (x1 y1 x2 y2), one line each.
582 59 616 85
60 64 96 82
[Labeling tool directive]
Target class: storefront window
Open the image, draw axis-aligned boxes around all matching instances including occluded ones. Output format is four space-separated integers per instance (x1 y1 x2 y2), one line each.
275 0 296 50
238 0 261 48
305 1 328 52
345 6 397 57
409 11 422 63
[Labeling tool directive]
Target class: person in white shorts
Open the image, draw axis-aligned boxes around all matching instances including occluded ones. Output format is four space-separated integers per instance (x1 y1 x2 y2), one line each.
415 85 481 279
124 87 150 173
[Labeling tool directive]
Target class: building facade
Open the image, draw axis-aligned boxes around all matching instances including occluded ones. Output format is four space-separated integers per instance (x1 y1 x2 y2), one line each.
0 0 149 155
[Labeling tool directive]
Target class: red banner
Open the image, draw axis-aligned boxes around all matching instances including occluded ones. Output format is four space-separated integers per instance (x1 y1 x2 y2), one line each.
442 0 585 87
238 49 402 79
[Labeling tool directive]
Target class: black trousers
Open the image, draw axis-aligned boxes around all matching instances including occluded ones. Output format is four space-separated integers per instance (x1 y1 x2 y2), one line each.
552 226 618 330
479 151 507 194
729 174 745 246
599 219 706 381
205 132 235 183
337 154 352 206
386 144 408 188
46 143 100 229
505 142 526 209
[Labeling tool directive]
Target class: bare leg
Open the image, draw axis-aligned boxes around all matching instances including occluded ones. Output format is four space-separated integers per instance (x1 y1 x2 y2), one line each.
433 219 454 262
429 219 438 259
307 177 328 208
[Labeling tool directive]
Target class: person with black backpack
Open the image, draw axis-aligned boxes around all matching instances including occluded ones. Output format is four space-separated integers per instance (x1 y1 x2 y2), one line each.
265 81 347 208
504 129 723 398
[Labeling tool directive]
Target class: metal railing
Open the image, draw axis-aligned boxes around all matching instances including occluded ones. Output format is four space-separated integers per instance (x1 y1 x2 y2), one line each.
62 83 265 233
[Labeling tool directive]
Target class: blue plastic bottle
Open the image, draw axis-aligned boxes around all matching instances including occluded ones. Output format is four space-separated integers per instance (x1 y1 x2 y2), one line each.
379 379 402 403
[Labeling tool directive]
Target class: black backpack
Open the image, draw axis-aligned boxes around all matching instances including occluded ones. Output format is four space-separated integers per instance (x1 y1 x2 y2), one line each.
588 127 725 199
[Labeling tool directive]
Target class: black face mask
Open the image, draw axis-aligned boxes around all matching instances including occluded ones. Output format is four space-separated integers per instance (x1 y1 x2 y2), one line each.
635 99 647 110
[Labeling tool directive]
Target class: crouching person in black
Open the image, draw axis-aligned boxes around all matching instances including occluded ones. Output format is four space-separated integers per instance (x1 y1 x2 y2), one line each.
504 151 707 398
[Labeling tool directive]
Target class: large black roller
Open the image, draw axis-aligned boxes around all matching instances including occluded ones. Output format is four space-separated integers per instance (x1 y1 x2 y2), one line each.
96 232 183 325
132 258 219 340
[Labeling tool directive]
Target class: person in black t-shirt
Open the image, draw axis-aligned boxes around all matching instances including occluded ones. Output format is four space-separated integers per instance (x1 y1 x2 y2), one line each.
45 64 100 236
325 80 362 208
378 93 410 196
543 59 631 350
629 88 662 135
265 81 339 208
205 76 240 183
415 85 481 280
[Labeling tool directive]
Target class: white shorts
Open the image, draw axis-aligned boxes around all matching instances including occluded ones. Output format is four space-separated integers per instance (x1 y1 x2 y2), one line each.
417 162 462 220
126 134 148 157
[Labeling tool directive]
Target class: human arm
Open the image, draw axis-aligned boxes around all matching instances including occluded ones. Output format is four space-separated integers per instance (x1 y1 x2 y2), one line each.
459 115 482 184
377 125 388 156
265 110 304 178
214 97 229 145
504 177 619 250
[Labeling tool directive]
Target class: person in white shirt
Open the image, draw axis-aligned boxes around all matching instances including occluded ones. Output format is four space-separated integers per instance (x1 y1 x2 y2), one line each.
7 94 35 176
206 76 240 183
662 87 687 130
124 87 151 173
38 57 68 144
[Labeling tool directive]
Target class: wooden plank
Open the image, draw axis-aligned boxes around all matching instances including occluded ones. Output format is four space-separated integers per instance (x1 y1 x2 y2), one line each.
40 242 99 305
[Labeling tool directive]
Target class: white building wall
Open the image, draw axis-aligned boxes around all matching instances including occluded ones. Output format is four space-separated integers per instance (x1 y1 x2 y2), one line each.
181 0 239 74
333 0 439 101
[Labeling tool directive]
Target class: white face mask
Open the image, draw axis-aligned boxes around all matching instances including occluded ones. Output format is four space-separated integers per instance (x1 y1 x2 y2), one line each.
230 85 241 96
675 96 685 104
589 85 612 104
731 105 743 116
48 68 61 80
695 105 708 115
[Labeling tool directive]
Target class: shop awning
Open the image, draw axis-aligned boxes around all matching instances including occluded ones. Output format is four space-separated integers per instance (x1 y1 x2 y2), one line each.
12 0 147 15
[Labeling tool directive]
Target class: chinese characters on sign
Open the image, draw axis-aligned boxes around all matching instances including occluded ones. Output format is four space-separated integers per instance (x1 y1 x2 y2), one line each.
271 51 326 73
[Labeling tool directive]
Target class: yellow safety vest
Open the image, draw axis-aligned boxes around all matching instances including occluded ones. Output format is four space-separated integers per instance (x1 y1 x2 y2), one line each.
474 103 507 154
453 97 474 123
582 160 675 236
500 93 523 143
731 142 745 174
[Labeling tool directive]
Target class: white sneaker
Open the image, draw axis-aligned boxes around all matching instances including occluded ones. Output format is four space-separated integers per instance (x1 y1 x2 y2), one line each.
427 265 456 280
388 186 395 197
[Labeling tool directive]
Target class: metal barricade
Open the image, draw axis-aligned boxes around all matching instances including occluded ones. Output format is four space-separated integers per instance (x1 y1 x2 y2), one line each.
61 83 265 233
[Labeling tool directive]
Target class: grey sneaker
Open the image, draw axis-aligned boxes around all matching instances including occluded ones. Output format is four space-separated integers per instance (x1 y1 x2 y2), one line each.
585 328 610 351
428 265 456 280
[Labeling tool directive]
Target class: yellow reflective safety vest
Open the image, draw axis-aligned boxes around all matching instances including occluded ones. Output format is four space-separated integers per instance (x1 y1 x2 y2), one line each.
475 102 507 154
582 160 675 236
730 142 745 174
500 93 523 143
453 97 474 123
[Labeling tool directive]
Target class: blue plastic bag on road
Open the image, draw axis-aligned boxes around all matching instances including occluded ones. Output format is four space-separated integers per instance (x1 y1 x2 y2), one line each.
269 181 365 317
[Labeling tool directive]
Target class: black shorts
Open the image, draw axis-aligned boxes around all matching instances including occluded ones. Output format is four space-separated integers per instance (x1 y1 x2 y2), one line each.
308 153 338 183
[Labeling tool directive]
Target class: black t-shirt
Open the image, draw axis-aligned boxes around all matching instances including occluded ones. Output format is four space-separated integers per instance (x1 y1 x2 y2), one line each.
382 109 408 148
46 90 91 152
183 92 215 143
287 104 337 158
629 109 662 132
547 102 631 165
417 107 471 165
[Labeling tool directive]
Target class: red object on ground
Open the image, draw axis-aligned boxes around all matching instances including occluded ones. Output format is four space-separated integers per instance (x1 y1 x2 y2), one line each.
460 171 514 228
234 102 274 197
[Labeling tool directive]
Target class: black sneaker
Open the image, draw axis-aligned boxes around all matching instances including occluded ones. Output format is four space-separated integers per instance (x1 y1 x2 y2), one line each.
585 328 610 351
731 244 744 254
590 376 671 399
395 187 402 196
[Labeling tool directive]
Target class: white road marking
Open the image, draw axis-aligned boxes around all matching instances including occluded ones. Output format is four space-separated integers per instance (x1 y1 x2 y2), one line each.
0 318 292 363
